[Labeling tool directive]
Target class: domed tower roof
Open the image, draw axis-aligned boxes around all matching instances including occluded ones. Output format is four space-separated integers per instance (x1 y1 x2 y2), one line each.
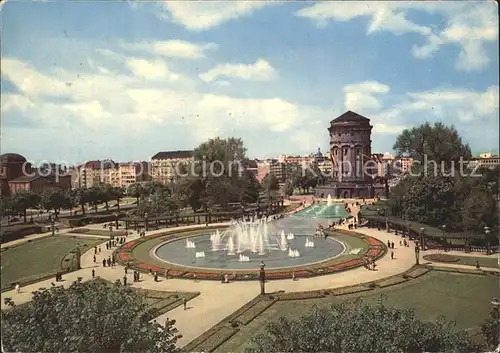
0 153 27 163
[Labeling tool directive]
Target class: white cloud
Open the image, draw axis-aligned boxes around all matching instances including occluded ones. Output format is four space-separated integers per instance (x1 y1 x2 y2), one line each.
200 59 277 82
296 2 430 35
297 2 498 71
125 58 181 81
343 81 390 112
121 40 217 59
157 2 275 31
2 57 308 149
213 80 231 87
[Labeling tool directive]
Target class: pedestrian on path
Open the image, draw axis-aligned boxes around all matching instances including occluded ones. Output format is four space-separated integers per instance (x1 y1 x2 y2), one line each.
391 251 394 260
476 261 481 269
93 255 96 263
107 257 111 267
98 247 101 253
94 246 97 254
102 259 106 267
125 267 128 275
15 283 20 294
183 297 187 310
92 269 95 278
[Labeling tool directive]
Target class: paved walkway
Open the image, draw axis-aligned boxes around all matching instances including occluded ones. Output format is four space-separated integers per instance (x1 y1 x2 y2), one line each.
2 215 497 348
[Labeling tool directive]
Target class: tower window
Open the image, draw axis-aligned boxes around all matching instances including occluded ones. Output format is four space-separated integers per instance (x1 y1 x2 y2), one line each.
343 148 348 155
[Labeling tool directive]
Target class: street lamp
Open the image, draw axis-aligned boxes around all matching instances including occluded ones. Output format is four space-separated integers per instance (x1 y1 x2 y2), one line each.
419 227 425 251
259 261 266 295
115 213 119 229
414 244 420 265
144 212 149 232
485 226 491 255
441 225 447 251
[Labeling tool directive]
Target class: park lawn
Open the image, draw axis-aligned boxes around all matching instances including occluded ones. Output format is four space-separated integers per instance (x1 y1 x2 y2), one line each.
217 271 498 353
448 255 498 268
1 236 103 289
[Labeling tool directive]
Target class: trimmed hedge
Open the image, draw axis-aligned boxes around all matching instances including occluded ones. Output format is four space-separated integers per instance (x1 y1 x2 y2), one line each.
0 224 42 243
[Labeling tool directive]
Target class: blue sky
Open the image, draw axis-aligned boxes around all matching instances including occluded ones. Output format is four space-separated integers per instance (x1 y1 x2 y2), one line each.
1 1 498 164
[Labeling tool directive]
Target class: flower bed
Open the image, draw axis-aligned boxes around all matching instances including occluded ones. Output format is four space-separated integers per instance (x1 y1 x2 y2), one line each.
367 247 382 257
136 263 163 273
121 240 137 250
367 237 383 246
118 252 131 261
278 291 325 301
423 253 460 263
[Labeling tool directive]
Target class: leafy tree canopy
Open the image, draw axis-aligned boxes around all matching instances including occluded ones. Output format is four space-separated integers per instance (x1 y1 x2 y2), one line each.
247 300 480 353
393 122 472 165
1 280 181 353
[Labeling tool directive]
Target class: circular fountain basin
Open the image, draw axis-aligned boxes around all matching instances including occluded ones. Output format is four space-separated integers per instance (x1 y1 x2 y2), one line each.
155 233 345 270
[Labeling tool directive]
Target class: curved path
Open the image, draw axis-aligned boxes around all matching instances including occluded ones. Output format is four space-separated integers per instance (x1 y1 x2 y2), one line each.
1 216 497 348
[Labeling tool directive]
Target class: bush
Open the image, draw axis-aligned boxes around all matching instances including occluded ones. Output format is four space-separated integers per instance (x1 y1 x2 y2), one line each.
0 224 42 243
424 254 460 263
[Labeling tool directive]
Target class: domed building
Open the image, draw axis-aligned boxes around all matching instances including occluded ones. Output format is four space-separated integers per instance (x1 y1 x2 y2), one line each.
314 111 386 199
0 153 30 197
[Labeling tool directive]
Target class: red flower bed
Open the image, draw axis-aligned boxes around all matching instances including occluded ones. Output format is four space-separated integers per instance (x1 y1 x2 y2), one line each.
118 252 130 261
185 272 219 280
367 248 382 257
367 237 382 246
121 241 137 250
137 263 163 273
328 259 363 271
167 270 186 277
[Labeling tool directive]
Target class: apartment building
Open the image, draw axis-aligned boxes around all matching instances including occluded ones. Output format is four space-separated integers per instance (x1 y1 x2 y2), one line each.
151 150 194 183
468 153 500 170
278 154 315 166
70 160 150 189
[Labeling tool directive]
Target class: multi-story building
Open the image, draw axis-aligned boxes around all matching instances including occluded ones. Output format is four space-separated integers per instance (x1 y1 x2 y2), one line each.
70 160 115 189
118 162 151 188
316 154 333 176
278 154 315 166
9 172 71 195
468 153 500 170
395 157 413 173
257 161 271 183
151 150 194 183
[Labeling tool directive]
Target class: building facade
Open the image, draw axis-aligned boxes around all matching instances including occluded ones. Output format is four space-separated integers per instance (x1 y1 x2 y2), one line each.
315 110 385 198
468 154 500 170
0 153 30 197
9 173 72 195
151 150 194 183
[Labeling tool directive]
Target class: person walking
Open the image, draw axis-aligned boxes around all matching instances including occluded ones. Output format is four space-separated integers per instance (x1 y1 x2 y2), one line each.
102 259 106 267
390 251 394 260
92 269 95 278
15 283 20 294
93 255 96 263
183 297 187 310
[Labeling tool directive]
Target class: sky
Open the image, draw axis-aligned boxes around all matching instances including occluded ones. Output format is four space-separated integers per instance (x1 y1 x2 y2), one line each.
1 1 499 165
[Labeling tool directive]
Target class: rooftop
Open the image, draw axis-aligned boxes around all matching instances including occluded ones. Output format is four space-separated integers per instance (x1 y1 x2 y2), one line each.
330 110 371 124
152 150 194 160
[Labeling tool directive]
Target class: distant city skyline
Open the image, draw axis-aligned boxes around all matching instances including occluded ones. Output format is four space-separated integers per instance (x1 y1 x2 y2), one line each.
2 1 498 163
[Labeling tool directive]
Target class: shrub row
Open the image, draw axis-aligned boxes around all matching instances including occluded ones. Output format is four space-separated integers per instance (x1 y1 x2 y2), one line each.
0 224 42 243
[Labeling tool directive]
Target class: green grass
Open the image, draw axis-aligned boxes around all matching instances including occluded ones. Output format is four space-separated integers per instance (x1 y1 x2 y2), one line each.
1 236 104 289
428 254 498 268
216 271 498 352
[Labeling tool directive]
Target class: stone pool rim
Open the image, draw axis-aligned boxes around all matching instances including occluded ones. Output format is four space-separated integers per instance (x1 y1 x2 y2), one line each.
151 233 348 271
115 226 387 281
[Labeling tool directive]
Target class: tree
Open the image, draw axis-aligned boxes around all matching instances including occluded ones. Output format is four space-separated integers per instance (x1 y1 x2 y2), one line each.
481 303 500 349
393 122 472 165
10 190 40 223
192 137 248 208
110 186 125 211
39 189 70 218
240 170 260 204
126 183 144 205
99 184 114 211
247 300 480 353
85 186 103 213
261 173 279 198
1 279 181 353
461 188 497 234
283 180 294 198
72 188 88 215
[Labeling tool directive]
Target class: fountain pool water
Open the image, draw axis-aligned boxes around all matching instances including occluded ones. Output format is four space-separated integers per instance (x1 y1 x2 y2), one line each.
186 239 196 249
305 238 315 248
238 254 250 262
155 216 345 270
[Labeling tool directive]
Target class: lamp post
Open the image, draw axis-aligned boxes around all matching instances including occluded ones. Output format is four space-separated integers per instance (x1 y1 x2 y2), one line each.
51 219 56 237
115 213 119 229
485 226 491 255
491 297 500 351
441 225 447 251
419 227 425 251
74 244 81 270
414 244 420 265
259 261 266 295
144 212 149 232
